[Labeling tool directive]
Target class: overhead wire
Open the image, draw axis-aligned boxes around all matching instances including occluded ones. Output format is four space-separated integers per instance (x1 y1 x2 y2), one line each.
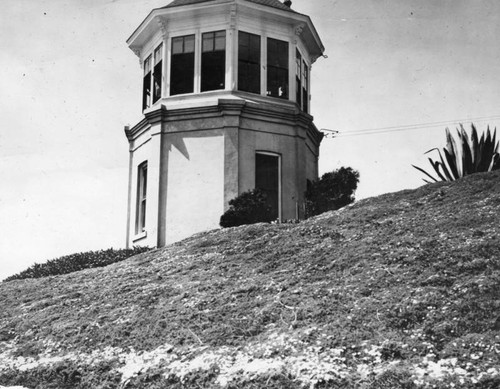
322 114 500 138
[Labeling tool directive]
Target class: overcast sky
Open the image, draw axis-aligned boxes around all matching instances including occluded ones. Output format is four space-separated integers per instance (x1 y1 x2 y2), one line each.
1 0 500 280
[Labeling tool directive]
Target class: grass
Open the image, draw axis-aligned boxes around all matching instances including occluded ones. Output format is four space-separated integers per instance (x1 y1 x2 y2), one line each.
0 171 499 388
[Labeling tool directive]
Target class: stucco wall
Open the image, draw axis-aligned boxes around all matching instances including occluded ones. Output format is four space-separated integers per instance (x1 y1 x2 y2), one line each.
238 128 303 221
128 127 156 248
163 131 225 244
126 99 321 248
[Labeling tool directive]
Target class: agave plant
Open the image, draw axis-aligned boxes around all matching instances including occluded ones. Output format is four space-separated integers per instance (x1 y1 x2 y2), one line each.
413 124 500 183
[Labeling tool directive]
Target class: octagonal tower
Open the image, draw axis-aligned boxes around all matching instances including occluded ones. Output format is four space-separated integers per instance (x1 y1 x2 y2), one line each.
125 0 325 248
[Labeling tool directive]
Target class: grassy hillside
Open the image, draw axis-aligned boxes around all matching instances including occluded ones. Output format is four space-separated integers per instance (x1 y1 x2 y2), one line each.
1 171 499 389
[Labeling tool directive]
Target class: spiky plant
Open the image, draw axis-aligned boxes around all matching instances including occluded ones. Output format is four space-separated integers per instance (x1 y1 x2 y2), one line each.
413 124 500 183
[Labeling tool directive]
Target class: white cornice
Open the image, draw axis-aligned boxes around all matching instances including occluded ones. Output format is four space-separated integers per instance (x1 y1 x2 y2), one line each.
127 0 325 62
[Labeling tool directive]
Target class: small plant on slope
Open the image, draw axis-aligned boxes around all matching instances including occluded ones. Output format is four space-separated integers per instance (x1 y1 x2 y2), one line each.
3 246 150 282
413 123 499 183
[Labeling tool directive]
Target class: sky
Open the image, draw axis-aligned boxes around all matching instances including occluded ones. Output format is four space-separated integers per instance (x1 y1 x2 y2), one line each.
1 0 500 280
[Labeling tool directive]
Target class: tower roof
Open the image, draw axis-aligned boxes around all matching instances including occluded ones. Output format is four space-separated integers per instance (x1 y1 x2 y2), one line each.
163 0 297 13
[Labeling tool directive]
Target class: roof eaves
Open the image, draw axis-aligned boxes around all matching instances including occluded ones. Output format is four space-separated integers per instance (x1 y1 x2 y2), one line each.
163 0 297 13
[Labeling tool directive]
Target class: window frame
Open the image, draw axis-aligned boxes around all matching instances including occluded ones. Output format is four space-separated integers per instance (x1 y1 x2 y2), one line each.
201 30 226 92
266 37 289 99
153 43 163 104
170 34 196 96
142 43 164 111
295 49 302 107
302 59 309 113
142 55 152 110
135 161 148 235
238 30 261 94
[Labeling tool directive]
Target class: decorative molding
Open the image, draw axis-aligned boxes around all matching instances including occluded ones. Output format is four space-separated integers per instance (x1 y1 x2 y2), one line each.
229 4 237 29
157 17 168 40
132 48 143 67
294 23 305 37
310 53 321 64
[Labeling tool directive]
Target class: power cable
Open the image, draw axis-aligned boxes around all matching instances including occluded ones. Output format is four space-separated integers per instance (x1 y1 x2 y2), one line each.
321 114 500 138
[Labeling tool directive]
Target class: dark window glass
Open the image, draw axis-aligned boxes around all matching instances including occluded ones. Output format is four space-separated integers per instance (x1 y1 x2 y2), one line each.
153 44 163 103
255 153 280 220
302 61 309 112
170 35 195 96
267 38 288 99
201 31 226 92
295 49 302 107
238 31 261 94
136 162 148 234
142 56 152 110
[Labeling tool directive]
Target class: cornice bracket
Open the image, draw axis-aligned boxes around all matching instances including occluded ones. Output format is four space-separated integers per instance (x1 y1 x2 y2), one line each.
294 23 305 37
157 17 168 40
131 47 142 67
229 4 237 29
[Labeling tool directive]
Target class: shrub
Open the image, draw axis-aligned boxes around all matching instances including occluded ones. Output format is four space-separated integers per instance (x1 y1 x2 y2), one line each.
220 189 274 228
3 246 150 282
305 167 360 218
413 123 500 182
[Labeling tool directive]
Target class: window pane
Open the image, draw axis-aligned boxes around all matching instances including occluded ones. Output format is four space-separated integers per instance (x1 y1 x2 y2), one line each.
302 62 308 112
154 44 162 65
184 35 195 53
141 165 148 197
143 55 152 109
172 37 183 54
136 162 148 234
171 35 195 95
215 31 226 51
250 34 260 57
296 50 301 77
143 55 151 75
153 61 162 103
201 31 226 92
202 32 214 52
238 31 260 94
171 52 194 95
267 38 288 99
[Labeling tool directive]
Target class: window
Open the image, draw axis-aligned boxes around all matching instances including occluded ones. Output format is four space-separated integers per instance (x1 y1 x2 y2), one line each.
170 34 195 95
255 153 280 221
142 55 152 110
302 60 309 112
238 31 261 94
295 50 309 112
142 43 163 110
135 162 148 234
295 49 302 107
153 44 163 104
201 31 226 92
267 38 289 99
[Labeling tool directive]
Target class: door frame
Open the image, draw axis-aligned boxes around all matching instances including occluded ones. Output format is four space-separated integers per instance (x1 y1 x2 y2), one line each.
255 151 282 222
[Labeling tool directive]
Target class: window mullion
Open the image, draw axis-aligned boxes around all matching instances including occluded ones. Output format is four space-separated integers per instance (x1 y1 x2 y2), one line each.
194 30 201 93
226 28 234 91
261 33 267 96
161 35 168 100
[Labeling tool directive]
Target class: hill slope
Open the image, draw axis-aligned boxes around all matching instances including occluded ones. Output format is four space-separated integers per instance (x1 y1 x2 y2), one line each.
1 172 499 389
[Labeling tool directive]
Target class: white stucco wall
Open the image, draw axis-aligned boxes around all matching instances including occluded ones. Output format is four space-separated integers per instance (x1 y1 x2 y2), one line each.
128 128 155 248
164 132 225 243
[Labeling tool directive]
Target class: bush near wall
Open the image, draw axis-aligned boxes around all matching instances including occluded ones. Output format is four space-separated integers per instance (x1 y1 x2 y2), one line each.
305 166 360 218
3 247 150 282
220 189 274 228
